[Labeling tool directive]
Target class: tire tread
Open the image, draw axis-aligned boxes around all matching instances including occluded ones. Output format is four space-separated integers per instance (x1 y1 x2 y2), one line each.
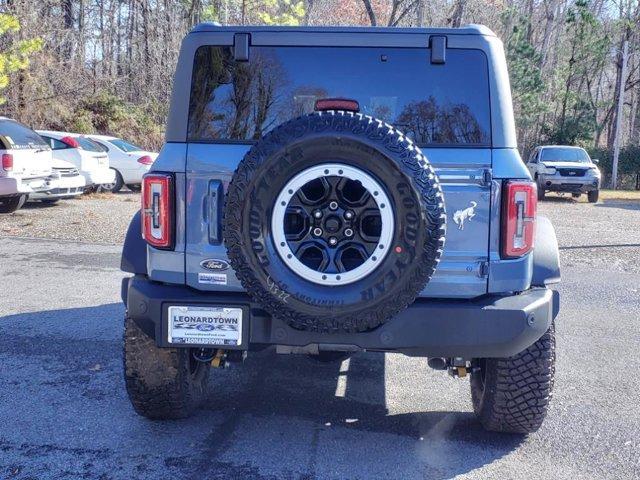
123 317 209 420
224 111 446 333
471 323 556 434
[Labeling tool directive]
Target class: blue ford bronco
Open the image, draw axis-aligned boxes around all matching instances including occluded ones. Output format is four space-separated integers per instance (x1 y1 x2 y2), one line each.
121 23 560 434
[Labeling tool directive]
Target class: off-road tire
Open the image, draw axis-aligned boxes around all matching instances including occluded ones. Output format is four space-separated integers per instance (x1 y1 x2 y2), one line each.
587 189 599 203
224 111 446 334
123 317 210 420
470 322 555 434
0 194 26 213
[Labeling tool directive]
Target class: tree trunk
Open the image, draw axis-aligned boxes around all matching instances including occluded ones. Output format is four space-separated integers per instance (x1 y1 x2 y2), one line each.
361 0 377 26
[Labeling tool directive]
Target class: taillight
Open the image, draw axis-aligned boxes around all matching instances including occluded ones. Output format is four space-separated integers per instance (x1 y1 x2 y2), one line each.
137 155 154 165
314 98 360 112
60 136 80 148
142 173 174 249
2 153 13 172
501 181 537 258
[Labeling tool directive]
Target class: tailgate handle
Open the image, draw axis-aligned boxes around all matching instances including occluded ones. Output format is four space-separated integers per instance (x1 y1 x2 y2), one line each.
207 180 223 244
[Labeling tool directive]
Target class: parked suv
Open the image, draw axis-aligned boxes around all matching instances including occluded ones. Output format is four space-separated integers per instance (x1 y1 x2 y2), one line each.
120 25 561 434
527 145 601 202
0 117 52 213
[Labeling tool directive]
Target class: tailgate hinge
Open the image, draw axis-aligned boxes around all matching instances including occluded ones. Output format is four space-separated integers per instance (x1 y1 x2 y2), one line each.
430 36 447 64
482 168 493 187
478 261 490 278
234 33 250 62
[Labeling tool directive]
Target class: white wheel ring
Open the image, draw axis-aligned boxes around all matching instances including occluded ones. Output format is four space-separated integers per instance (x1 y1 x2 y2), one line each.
271 163 394 286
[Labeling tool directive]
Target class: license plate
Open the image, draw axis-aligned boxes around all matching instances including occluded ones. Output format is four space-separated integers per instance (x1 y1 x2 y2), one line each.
167 306 243 346
27 179 47 190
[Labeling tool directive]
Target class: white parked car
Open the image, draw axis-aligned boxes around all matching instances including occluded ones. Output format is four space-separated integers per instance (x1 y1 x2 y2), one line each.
88 135 157 192
36 130 115 191
29 158 86 203
0 117 52 213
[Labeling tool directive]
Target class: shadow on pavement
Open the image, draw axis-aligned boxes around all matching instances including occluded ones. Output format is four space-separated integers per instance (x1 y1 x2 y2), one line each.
0 304 523 479
200 347 524 479
22 200 63 209
593 199 640 211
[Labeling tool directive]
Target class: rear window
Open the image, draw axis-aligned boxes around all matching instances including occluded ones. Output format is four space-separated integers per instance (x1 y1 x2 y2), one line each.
109 138 143 152
540 147 590 163
77 137 105 152
188 46 491 146
40 135 69 150
0 120 49 150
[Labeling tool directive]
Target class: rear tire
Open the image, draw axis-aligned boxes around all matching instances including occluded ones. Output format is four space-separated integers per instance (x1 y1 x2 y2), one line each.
470 322 555 434
123 317 210 420
537 187 545 201
587 189 599 203
0 194 26 213
101 169 124 193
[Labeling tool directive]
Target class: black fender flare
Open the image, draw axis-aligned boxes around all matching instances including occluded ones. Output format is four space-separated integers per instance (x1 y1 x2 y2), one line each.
121 210 147 275
532 215 561 286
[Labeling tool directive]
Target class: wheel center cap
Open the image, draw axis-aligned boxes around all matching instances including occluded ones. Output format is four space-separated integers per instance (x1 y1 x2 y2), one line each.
324 215 341 233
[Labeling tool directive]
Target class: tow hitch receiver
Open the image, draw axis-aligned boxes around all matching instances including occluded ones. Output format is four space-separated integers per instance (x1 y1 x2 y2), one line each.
211 349 227 368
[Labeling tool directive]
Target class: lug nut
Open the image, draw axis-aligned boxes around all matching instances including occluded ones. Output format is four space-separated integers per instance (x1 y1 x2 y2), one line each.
313 210 322 219
328 237 338 246
313 227 323 237
344 210 354 220
329 201 339 211
344 228 354 237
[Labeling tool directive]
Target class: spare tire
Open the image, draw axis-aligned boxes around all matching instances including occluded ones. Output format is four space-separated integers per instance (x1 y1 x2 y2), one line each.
224 111 446 333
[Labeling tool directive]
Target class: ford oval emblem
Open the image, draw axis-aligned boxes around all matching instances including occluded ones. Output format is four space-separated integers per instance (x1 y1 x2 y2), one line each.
200 259 230 271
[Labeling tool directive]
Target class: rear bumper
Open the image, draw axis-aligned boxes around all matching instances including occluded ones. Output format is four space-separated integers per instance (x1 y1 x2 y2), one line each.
82 168 116 186
0 176 50 196
121 164 150 185
123 275 560 358
30 174 86 199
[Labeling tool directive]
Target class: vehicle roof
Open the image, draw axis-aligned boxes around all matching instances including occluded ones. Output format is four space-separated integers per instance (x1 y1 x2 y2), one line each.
189 23 496 37
88 134 118 141
538 145 587 149
36 130 92 138
0 117 31 127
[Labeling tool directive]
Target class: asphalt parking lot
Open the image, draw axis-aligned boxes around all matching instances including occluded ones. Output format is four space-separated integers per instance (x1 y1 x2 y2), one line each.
1 197 639 479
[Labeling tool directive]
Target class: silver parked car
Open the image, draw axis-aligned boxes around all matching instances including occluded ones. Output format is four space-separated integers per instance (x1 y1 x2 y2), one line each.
526 145 601 202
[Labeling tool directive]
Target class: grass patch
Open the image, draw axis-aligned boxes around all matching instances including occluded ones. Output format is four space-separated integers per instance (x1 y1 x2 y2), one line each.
543 189 640 203
79 191 114 200
598 190 640 201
